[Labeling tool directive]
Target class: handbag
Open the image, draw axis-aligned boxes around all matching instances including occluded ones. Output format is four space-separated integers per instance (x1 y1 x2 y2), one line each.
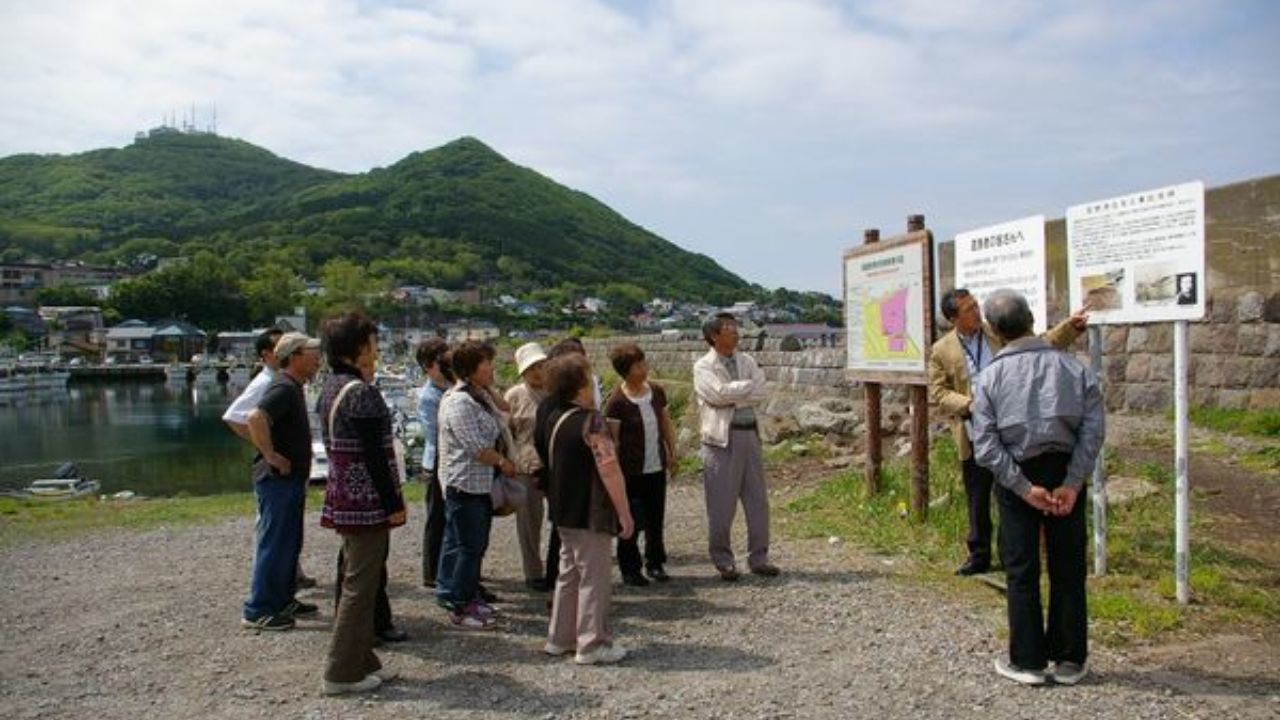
490 473 528 516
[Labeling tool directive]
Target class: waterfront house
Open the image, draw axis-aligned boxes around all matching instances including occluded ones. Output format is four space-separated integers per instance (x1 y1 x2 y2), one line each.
105 320 156 361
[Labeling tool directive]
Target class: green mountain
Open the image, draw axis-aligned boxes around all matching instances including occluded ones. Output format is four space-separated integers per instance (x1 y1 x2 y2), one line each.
0 132 748 303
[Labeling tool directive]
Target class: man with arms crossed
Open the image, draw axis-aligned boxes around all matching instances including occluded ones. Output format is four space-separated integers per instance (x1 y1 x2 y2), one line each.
693 313 779 582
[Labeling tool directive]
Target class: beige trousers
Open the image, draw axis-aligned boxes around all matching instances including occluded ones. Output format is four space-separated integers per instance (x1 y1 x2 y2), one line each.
513 474 545 581
324 529 386 683
549 527 614 653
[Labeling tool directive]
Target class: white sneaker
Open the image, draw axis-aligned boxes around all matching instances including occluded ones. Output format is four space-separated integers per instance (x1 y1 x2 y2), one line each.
544 641 573 657
372 667 399 683
322 673 382 696
574 643 627 665
1051 660 1088 685
993 655 1047 686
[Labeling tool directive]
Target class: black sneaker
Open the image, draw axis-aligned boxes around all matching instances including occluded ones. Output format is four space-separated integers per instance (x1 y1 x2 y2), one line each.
646 566 671 583
622 572 651 587
283 600 319 617
241 614 295 632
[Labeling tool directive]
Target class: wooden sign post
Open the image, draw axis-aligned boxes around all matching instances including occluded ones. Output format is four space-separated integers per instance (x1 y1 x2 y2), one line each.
843 218 934 518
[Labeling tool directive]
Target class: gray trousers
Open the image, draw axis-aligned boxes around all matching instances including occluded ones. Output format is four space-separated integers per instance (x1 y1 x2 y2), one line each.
701 429 770 570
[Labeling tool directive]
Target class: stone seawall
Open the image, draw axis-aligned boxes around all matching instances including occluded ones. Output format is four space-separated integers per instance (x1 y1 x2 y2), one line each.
582 288 1279 420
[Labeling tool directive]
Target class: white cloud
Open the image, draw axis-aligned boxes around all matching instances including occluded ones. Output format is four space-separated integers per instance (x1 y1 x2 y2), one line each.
1 0 1276 293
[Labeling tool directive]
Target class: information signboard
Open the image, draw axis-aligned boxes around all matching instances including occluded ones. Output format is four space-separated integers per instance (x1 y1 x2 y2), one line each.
955 215 1047 334
843 231 932 384
1067 181 1205 324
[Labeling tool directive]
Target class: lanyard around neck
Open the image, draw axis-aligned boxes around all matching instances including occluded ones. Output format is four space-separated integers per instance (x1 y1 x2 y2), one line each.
960 331 983 371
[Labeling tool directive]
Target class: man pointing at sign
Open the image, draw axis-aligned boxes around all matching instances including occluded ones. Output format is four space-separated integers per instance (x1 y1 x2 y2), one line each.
929 288 1087 576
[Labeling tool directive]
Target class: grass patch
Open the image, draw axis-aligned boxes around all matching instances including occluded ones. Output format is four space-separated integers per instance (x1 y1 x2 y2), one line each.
782 435 1280 647
1186 406 1280 439
0 482 428 546
782 436 965 566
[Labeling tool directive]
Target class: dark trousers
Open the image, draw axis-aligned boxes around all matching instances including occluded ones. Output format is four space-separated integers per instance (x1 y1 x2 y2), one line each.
335 535 393 633
436 487 493 609
963 454 996 566
325 530 386 683
617 471 668 575
996 452 1088 671
545 525 562 587
421 470 445 585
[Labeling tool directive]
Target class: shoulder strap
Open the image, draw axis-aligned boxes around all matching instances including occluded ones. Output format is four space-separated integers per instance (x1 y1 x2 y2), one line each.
546 407 582 475
328 379 364 440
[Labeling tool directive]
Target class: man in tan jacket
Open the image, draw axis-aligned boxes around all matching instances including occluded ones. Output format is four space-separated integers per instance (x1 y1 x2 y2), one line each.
929 289 1086 575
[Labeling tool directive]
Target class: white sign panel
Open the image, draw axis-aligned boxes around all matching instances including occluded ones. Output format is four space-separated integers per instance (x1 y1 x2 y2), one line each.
955 215 1047 335
844 237 928 378
1067 181 1205 324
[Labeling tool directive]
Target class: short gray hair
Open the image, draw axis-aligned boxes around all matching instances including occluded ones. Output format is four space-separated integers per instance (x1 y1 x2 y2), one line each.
982 289 1034 341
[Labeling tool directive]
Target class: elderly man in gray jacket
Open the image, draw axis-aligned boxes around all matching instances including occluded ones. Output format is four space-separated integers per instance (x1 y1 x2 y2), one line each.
970 289 1104 688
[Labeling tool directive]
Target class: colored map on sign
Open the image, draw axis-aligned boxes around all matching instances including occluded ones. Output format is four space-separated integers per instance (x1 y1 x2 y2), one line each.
861 286 921 360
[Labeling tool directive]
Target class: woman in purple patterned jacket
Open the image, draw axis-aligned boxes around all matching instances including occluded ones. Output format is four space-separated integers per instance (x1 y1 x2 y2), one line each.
316 312 406 696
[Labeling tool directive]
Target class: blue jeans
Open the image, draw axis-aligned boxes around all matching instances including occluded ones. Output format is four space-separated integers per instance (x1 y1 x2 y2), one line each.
243 473 306 620
435 487 492 610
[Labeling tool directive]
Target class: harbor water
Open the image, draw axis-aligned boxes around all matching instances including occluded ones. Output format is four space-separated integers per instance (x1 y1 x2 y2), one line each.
0 379 257 497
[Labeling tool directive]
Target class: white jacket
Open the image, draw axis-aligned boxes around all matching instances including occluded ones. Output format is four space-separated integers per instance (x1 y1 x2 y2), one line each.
693 348 768 448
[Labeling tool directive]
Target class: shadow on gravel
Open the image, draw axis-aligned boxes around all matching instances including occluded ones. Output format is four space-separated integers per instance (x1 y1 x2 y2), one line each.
367 668 600 714
623 640 776 672
1102 667 1280 699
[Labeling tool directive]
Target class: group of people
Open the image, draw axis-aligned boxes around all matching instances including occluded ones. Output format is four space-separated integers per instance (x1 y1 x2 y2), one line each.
223 286 1102 695
224 310 780 696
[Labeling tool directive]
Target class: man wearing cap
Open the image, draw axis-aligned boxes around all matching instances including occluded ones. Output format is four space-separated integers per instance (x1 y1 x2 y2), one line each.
693 313 779 581
224 328 316 589
242 332 323 631
505 342 551 590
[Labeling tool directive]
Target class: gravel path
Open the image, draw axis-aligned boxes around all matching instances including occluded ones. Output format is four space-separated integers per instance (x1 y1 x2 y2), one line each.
2 479 1277 720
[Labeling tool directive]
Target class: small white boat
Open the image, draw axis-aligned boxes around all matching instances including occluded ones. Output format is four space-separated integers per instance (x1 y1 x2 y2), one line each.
27 477 101 499
309 440 329 485
4 462 100 500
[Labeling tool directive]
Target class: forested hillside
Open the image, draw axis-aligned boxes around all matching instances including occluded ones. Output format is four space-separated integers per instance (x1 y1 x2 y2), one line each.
0 132 748 310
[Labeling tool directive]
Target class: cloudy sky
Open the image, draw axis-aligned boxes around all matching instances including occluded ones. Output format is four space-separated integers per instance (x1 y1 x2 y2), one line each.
2 0 1277 294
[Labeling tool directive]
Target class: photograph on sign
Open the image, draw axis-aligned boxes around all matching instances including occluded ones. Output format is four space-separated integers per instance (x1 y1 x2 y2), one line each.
844 235 929 382
1066 181 1205 324
954 215 1047 334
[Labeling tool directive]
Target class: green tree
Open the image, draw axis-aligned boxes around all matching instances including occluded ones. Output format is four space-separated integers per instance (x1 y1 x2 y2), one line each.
243 263 304 324
108 252 248 329
35 283 101 307
310 258 389 317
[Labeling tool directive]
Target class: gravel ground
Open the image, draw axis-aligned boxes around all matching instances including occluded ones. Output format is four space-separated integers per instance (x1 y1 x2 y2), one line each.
2 478 1278 720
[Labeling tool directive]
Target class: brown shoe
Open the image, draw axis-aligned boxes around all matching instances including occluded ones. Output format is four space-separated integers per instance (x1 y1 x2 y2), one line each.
750 563 780 577
716 566 740 582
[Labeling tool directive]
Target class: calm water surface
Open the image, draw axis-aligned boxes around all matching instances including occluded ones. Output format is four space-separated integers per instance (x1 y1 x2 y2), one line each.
0 379 261 497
